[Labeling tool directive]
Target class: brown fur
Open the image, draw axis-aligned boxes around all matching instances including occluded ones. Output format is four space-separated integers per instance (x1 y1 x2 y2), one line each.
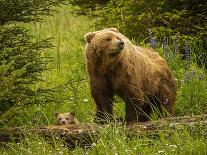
84 28 176 124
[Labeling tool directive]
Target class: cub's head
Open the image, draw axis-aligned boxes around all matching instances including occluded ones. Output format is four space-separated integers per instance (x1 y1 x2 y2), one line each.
54 112 76 125
84 28 125 57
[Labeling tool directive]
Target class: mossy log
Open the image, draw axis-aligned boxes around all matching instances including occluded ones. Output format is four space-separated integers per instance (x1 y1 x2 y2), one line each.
0 114 206 148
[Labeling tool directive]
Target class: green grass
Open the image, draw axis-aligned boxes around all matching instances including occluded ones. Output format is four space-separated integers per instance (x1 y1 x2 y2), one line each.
1 5 207 155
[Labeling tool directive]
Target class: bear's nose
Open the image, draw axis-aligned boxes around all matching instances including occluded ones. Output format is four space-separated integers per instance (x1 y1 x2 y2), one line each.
62 121 66 124
118 40 124 46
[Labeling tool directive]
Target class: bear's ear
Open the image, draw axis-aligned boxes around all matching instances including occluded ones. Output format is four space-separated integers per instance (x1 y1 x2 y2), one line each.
70 112 75 117
108 28 119 33
54 112 59 118
84 32 96 43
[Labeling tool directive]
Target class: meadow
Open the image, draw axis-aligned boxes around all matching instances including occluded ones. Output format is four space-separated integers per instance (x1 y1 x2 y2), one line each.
0 5 207 155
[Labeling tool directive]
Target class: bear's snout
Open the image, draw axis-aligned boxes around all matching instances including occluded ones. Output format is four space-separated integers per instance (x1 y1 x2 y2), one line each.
117 40 124 48
62 121 66 124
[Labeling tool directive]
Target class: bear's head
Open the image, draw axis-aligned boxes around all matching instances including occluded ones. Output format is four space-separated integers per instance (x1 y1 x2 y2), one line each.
84 28 125 57
54 112 76 125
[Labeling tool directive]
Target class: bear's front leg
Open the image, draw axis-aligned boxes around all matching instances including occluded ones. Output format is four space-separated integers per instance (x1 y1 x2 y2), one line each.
91 90 114 124
125 98 151 124
125 99 139 124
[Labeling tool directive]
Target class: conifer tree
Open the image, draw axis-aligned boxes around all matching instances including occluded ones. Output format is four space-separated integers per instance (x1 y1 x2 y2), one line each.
0 0 66 118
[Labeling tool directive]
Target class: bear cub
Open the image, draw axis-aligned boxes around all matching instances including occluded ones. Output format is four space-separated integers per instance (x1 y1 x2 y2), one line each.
55 112 79 125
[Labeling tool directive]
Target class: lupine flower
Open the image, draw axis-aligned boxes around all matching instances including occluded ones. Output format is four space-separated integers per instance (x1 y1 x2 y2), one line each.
163 98 169 105
198 75 203 80
149 29 156 49
173 35 179 56
184 41 191 82
192 70 195 78
185 71 190 82
198 71 205 80
185 41 190 70
163 37 169 59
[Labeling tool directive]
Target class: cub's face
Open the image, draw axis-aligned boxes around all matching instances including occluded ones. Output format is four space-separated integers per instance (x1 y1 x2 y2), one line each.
55 112 76 125
85 28 125 56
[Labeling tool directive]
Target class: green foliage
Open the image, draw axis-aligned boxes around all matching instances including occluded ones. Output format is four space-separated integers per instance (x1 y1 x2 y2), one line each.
0 0 67 120
94 0 207 66
176 70 207 115
0 26 51 113
0 0 66 25
0 5 93 127
69 0 108 8
1 126 207 154
68 0 109 14
95 0 207 40
1 4 207 155
154 46 207 116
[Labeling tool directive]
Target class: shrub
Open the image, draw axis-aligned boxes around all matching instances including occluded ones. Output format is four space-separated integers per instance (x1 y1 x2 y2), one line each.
0 0 67 120
68 0 109 14
94 0 207 66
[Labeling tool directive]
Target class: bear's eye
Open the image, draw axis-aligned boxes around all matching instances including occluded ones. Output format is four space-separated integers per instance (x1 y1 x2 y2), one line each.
106 38 111 41
66 117 69 120
59 118 62 121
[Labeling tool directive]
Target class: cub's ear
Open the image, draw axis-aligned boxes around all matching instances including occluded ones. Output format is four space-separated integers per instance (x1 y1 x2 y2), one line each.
70 112 75 117
108 27 119 33
54 112 59 118
84 32 96 43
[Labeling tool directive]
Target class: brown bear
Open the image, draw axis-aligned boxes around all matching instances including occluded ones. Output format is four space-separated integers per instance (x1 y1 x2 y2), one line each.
84 28 176 124
55 112 79 125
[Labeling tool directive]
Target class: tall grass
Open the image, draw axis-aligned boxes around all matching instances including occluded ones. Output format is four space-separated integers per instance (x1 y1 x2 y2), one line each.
1 5 207 155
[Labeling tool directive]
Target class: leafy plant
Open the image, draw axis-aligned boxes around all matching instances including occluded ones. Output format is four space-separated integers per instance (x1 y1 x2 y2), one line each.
94 0 207 66
0 0 67 121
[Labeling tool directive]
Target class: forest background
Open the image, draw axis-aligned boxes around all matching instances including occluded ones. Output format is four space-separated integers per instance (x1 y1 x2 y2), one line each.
0 0 206 154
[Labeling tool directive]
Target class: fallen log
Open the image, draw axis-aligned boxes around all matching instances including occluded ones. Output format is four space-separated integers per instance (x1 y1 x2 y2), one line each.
127 114 207 134
0 123 102 148
0 114 206 148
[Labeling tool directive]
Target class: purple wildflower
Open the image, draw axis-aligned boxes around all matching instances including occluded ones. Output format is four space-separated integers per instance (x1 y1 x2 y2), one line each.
198 71 205 80
163 98 169 105
149 29 156 49
198 75 203 80
163 37 169 59
173 35 179 56
185 71 190 82
191 70 195 78
185 41 190 70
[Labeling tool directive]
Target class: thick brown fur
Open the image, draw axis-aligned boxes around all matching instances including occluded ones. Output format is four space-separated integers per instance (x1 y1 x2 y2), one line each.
84 28 176 124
